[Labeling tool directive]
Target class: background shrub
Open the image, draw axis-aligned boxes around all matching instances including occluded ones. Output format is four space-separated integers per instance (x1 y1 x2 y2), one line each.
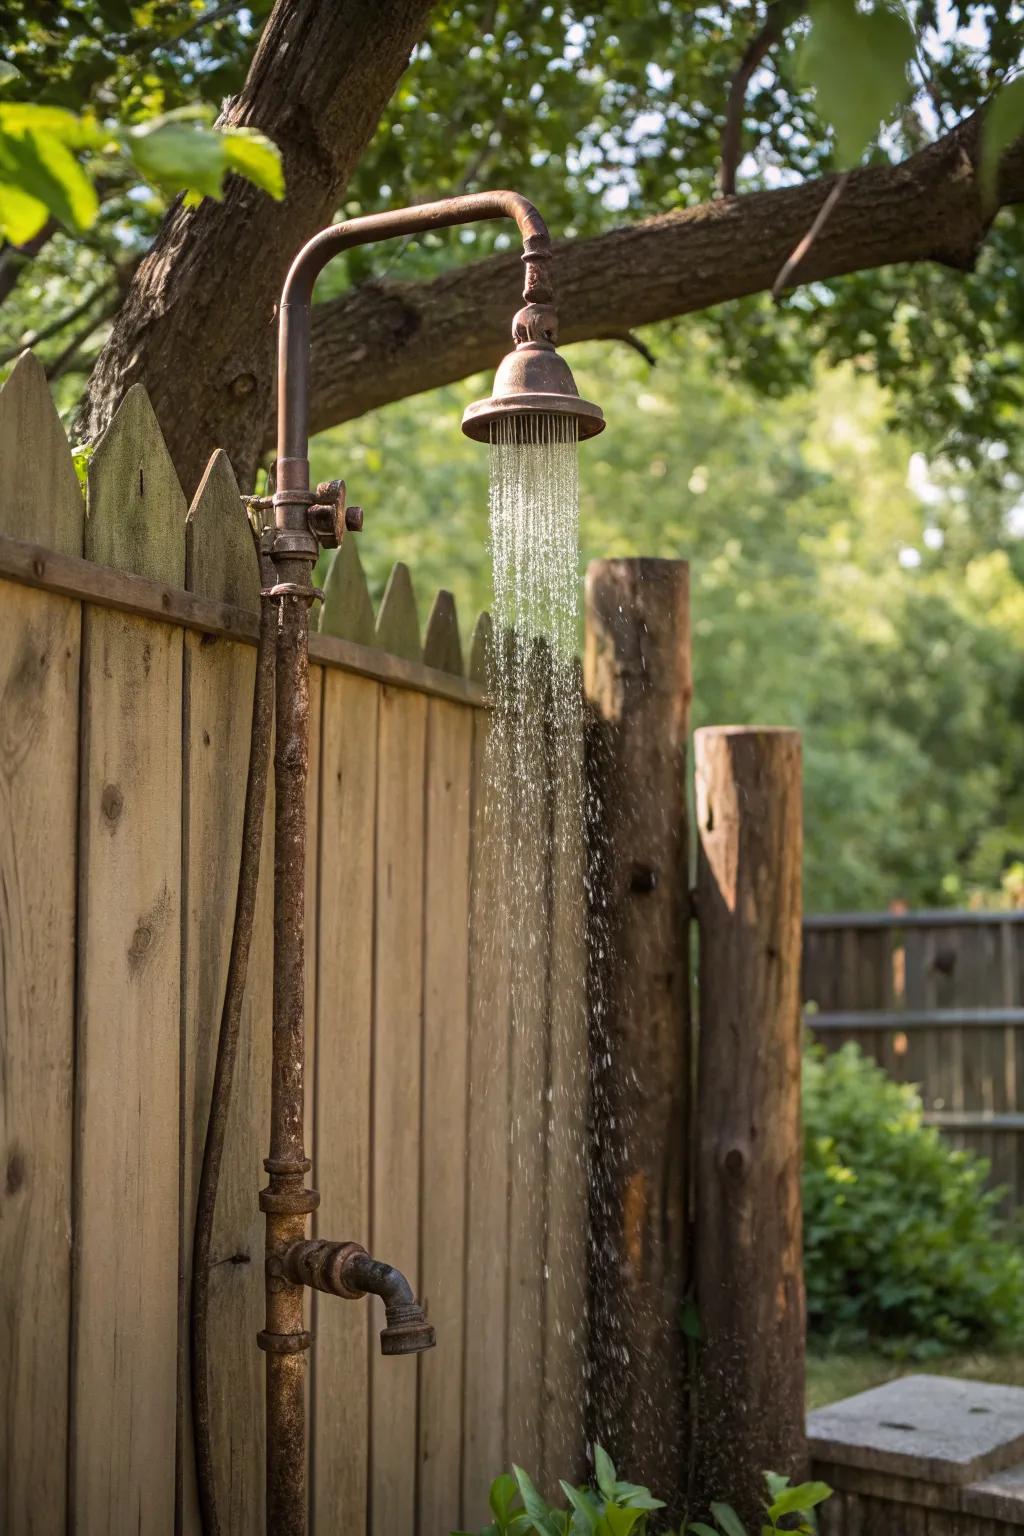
803 1043 1024 1355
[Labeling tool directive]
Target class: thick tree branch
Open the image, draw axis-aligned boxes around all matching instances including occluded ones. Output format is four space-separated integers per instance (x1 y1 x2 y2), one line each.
288 112 1021 447
81 0 436 492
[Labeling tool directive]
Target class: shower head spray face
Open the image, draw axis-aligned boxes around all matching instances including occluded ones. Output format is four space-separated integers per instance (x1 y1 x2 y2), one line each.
461 303 605 443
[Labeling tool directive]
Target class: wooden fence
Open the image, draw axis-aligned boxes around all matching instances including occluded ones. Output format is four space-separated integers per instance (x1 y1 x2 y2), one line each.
803 908 1024 1210
0 352 587 1534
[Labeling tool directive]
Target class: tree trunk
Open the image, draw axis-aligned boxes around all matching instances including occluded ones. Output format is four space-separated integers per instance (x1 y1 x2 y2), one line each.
79 0 436 495
691 727 805 1530
584 559 692 1518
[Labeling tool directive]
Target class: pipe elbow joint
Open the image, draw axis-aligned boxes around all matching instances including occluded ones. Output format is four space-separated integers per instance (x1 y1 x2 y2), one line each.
282 1238 436 1356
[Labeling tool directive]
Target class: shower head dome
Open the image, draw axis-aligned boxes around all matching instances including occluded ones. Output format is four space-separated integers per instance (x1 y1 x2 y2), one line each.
461 304 605 443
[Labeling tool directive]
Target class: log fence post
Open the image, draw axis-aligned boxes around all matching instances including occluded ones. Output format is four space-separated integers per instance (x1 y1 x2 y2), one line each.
583 558 692 1515
691 726 806 1526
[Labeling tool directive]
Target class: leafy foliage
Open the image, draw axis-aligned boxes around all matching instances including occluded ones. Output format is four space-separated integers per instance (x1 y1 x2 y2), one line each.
0 71 282 246
2 2 1024 480
452 1445 665 1536
689 1472 832 1536
803 1043 1024 1354
454 1450 829 1536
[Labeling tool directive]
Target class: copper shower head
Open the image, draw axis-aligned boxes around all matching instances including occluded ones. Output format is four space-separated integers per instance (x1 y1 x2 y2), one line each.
461 303 605 443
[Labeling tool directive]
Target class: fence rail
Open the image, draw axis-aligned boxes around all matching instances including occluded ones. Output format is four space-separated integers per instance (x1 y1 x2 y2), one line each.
803 905 1024 1211
0 352 587 1534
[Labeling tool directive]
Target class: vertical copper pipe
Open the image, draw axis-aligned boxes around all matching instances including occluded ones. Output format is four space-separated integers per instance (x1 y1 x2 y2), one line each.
259 576 319 1536
263 192 554 1536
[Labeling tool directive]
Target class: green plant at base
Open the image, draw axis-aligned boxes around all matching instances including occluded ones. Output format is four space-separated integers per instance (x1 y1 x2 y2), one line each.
452 1444 665 1535
804 1043 1024 1356
455 1452 830 1536
688 1472 832 1536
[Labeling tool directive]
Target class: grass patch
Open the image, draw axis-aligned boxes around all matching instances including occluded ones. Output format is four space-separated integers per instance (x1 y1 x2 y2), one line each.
807 1348 1024 1410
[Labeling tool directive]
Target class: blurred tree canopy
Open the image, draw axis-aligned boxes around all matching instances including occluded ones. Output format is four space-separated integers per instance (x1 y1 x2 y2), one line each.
1 2 1023 490
310 338 1024 911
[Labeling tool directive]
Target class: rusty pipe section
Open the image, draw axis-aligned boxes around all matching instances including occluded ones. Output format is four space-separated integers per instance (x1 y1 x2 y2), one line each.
263 191 550 1536
282 1240 437 1356
276 191 553 497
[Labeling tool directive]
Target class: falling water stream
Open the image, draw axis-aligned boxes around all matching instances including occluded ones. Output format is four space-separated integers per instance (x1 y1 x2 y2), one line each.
482 412 591 1472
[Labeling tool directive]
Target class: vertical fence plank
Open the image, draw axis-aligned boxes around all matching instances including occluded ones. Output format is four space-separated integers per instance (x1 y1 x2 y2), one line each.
0 353 83 1532
180 451 269 1535
692 726 805 1530
541 657 588 1494
418 591 472 1533
584 559 692 1513
312 533 379 1532
506 637 553 1479
312 652 378 1535
74 384 185 1530
370 567 427 1536
462 613 513 1526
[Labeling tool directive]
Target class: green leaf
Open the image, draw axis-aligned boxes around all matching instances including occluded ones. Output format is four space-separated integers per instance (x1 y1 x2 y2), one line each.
593 1445 618 1500
0 104 101 148
221 127 284 200
768 1482 833 1518
128 119 228 199
0 61 23 90
559 1483 598 1532
802 0 915 165
0 126 98 233
688 1525 720 1536
597 1507 645 1536
512 1465 560 1536
127 119 284 204
491 1474 521 1526
0 179 49 244
981 75 1024 202
710 1504 749 1536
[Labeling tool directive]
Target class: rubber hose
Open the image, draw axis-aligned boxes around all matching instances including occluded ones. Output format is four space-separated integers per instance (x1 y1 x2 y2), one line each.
191 541 276 1536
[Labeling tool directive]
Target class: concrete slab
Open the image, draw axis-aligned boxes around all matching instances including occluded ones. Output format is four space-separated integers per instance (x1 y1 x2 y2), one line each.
807 1375 1024 1486
963 1459 1024 1524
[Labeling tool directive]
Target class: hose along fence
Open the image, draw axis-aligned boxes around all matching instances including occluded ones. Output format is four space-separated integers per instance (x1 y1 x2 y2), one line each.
0 352 588 1534
803 909 1024 1211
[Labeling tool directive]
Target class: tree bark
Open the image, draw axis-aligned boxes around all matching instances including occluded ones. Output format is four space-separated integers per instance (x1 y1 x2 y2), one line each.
691 727 805 1530
286 112 1023 444
584 559 691 1519
79 0 436 494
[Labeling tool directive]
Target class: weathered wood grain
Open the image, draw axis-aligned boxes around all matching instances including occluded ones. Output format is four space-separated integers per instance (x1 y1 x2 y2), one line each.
73 384 186 1530
0 534 487 708
462 613 513 1526
505 636 553 1480
423 590 464 677
541 659 588 1495
584 560 692 1513
370 682 427 1535
180 451 269 1534
0 354 83 1532
311 670 379 1534
0 350 82 553
374 562 421 662
417 694 473 1534
319 537 375 645
693 726 805 1528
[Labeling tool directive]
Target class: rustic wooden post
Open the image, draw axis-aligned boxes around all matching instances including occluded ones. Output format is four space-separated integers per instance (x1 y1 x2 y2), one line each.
692 727 806 1527
584 559 691 1512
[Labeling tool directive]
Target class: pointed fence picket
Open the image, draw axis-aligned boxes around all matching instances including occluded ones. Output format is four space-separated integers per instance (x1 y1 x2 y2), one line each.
0 354 590 1535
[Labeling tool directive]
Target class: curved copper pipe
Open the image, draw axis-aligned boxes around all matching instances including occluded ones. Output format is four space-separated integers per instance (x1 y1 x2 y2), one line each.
275 191 552 496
